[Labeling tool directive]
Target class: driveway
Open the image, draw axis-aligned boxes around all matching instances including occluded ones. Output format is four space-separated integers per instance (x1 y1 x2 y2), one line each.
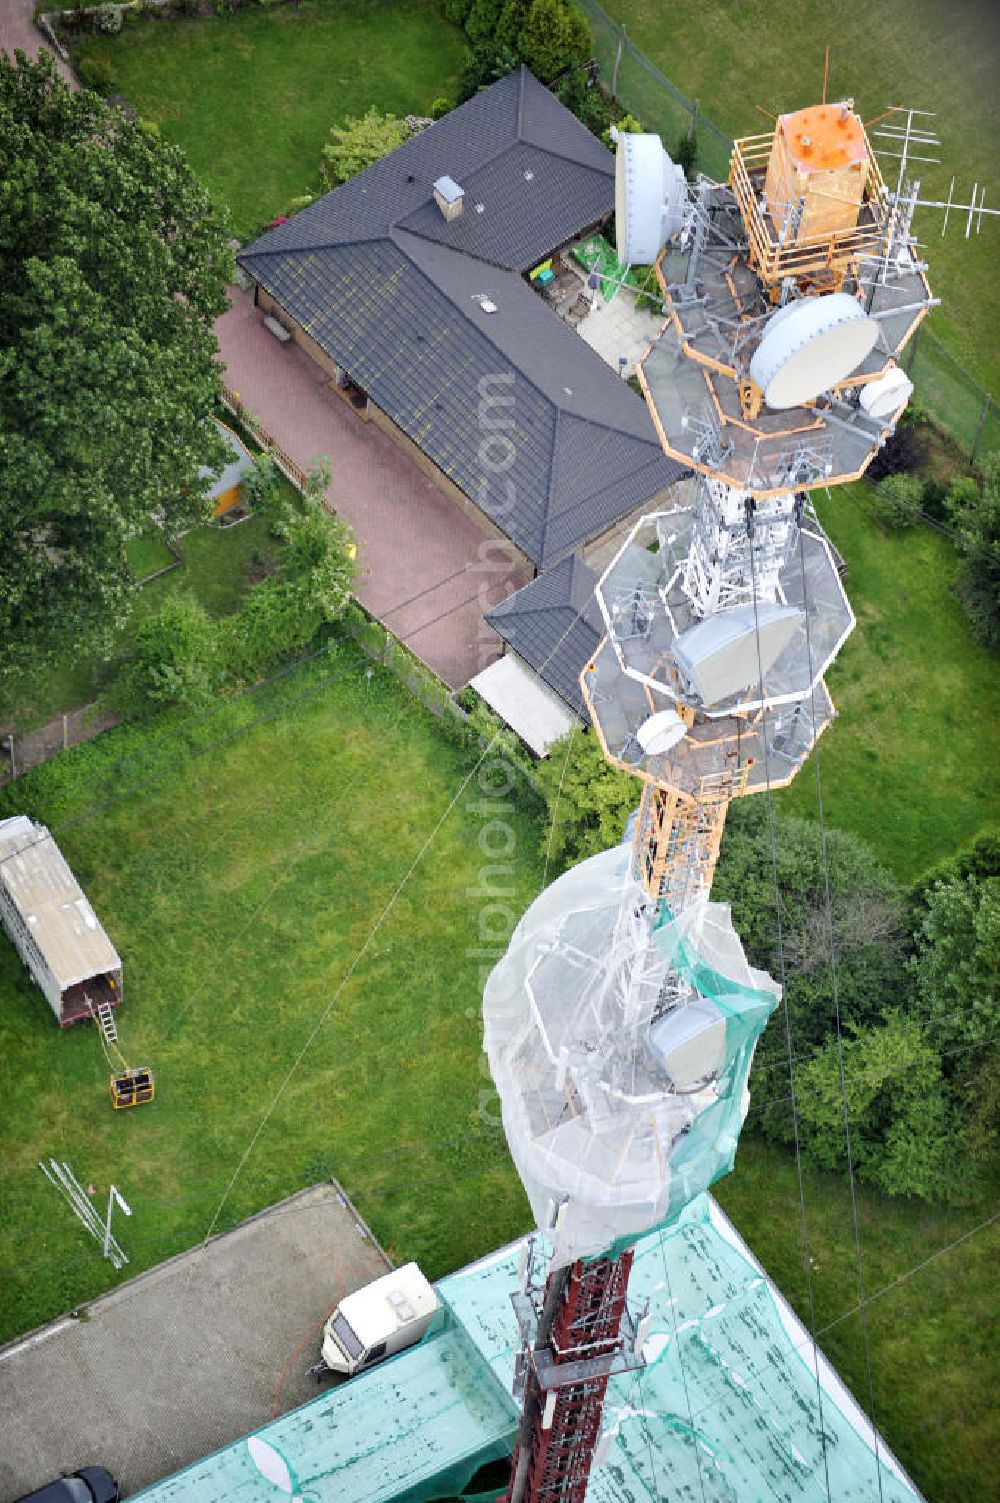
1 1 76 86
0 1183 390 1500
215 287 529 688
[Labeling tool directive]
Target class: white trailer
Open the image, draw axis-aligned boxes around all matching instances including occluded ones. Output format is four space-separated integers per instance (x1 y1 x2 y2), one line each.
317 1263 438 1378
0 815 122 1027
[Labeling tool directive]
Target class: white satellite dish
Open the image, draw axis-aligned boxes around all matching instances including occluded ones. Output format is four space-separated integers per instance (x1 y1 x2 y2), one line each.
614 133 686 266
859 366 914 420
636 708 687 756
749 293 880 410
247 1436 296 1495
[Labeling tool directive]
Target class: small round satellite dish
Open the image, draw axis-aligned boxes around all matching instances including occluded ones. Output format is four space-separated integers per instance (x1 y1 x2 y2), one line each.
636 708 687 756
859 366 914 420
479 298 498 314
749 293 879 410
615 133 686 266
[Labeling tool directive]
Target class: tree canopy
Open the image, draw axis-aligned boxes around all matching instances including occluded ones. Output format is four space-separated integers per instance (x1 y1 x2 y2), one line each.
946 454 1000 651
532 732 996 1202
0 51 234 683
321 107 409 187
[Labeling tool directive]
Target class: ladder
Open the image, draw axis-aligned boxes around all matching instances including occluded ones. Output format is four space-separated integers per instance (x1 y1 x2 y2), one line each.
94 1000 118 1046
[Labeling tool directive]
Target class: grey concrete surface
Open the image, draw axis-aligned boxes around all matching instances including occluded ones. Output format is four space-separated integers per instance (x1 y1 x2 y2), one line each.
0 1184 390 1501
0 1 76 87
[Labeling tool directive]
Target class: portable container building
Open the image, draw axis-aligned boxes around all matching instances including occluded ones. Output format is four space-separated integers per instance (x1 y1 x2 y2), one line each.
0 815 122 1026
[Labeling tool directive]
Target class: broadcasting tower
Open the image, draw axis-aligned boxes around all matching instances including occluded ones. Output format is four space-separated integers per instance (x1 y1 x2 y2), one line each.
484 96 935 1503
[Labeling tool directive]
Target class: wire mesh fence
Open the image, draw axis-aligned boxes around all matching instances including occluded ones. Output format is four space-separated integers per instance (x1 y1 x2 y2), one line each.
575 0 998 460
903 329 1000 461
577 0 731 180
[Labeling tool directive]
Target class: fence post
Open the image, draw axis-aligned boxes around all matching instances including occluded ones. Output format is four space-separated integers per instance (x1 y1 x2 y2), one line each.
611 25 624 100
970 394 992 462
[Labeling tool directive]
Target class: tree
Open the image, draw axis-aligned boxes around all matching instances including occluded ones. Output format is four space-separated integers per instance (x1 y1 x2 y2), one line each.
712 802 910 1145
871 472 922 530
0 51 233 684
519 0 573 82
496 0 531 48
946 455 1000 650
457 42 521 101
465 0 504 48
909 873 998 1055
533 728 638 871
562 4 592 64
321 108 408 187
794 1013 968 1202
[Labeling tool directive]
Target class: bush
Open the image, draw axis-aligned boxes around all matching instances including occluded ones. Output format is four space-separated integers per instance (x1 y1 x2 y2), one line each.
240 452 280 511
673 130 697 179
442 0 473 22
429 96 452 120
77 54 115 94
92 3 124 34
602 112 643 149
866 414 928 480
114 594 221 718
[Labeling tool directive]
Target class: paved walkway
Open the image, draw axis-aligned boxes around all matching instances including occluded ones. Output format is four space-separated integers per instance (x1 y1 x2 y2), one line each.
216 287 529 688
0 1184 390 1500
1 0 76 86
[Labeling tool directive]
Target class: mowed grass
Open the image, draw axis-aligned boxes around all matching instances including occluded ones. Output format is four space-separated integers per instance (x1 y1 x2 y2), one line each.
774 484 1000 880
90 0 468 235
0 645 542 1336
0 644 997 1500
598 0 1000 395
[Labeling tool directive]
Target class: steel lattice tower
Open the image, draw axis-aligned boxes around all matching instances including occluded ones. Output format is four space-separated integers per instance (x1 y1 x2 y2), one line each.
487 94 936 1503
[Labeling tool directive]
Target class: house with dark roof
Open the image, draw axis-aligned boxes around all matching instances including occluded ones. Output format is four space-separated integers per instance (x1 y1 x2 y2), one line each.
238 67 682 574
468 553 604 753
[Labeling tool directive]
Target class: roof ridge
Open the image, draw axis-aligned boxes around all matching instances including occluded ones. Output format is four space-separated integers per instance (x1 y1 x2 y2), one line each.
537 407 564 565
556 404 662 448
516 64 527 137
242 232 388 261
390 222 518 274
392 230 574 431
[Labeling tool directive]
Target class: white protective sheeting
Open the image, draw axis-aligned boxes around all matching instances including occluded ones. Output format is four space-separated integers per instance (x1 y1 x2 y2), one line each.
483 845 779 1264
469 655 576 757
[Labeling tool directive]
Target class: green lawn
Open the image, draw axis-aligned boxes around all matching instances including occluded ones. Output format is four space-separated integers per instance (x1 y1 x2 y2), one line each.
0 510 286 735
124 532 177 582
0 643 996 1501
774 483 1000 880
596 0 1000 397
88 0 468 236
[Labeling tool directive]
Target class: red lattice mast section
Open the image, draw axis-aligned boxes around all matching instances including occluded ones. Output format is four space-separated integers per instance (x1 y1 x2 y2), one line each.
506 1250 637 1503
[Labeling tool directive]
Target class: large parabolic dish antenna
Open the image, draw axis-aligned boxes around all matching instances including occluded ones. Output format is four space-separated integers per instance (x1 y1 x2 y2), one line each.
615 132 687 266
749 292 880 409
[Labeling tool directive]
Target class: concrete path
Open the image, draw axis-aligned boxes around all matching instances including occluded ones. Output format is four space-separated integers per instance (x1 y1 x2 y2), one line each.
0 1183 390 1500
0 0 76 86
215 287 528 688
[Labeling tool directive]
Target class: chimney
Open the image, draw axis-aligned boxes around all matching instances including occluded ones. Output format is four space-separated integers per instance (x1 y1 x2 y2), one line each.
433 175 465 222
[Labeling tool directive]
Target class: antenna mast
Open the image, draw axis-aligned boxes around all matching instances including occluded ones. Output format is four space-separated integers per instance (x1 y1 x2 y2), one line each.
485 72 988 1503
